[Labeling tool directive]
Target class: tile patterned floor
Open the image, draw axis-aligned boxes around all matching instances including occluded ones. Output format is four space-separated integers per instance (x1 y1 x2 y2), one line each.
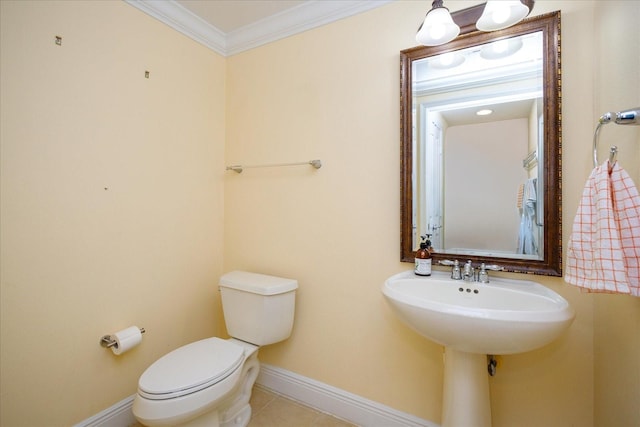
248 386 357 427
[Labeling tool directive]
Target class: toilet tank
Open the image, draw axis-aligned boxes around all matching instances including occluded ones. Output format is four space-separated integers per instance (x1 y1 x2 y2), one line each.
219 271 298 346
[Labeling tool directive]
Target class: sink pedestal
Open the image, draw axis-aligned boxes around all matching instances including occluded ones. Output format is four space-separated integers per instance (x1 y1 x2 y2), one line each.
442 348 491 427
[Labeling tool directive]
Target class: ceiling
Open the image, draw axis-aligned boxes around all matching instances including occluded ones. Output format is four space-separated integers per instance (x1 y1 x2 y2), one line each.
125 0 392 57
175 0 307 34
440 98 538 126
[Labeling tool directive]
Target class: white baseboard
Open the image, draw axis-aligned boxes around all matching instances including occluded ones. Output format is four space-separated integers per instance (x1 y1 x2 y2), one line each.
256 363 438 427
74 364 438 427
74 395 137 427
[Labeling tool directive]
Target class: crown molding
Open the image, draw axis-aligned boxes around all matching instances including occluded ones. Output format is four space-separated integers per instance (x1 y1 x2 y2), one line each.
125 0 393 57
124 0 227 54
224 1 393 56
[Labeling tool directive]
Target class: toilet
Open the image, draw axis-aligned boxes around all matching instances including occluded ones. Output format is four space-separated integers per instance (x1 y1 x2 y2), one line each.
132 271 298 427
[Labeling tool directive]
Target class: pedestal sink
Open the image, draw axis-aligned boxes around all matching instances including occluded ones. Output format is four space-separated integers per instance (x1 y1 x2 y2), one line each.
382 270 574 427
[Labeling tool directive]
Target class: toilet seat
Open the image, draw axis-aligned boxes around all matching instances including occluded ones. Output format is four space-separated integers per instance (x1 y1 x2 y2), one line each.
138 337 244 400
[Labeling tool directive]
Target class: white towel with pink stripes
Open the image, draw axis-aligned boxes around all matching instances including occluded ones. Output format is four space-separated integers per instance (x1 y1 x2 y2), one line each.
565 160 640 296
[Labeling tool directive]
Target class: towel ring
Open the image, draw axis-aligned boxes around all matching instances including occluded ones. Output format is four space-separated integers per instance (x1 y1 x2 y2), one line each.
592 119 616 168
593 107 640 168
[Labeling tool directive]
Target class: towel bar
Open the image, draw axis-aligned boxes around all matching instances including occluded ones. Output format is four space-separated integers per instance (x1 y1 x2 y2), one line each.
225 159 322 174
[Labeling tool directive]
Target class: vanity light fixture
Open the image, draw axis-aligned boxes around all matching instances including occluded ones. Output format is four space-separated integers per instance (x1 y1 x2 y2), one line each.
416 0 460 46
476 1 530 31
416 0 534 47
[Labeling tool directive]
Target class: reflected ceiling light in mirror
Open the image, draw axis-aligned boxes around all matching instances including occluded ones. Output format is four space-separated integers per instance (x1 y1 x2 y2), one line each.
477 1 530 31
476 109 493 116
480 37 524 59
416 0 460 46
430 51 465 69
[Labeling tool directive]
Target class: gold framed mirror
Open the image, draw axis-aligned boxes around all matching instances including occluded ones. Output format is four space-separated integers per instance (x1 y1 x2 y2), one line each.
400 10 561 276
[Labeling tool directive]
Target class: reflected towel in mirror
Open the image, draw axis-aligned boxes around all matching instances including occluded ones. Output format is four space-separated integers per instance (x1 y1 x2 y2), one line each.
517 178 538 255
516 183 525 210
565 160 640 296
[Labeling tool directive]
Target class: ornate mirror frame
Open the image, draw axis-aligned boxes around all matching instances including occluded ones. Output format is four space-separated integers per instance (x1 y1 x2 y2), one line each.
400 10 561 276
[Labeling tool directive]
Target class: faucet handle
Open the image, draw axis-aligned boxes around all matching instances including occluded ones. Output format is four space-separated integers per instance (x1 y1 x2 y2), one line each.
438 260 463 280
477 263 504 283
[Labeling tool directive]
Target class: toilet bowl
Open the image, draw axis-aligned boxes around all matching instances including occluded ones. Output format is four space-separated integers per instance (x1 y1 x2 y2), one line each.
133 271 297 427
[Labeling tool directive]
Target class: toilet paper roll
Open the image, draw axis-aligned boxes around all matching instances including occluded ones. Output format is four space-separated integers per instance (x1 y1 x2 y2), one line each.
111 326 142 355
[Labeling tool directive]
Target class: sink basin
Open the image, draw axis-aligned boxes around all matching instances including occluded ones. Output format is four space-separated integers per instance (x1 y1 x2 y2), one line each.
383 270 575 427
383 270 574 355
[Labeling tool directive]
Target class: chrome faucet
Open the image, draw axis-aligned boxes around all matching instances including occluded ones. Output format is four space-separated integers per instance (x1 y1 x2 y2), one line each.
440 260 504 282
478 263 489 283
463 260 475 282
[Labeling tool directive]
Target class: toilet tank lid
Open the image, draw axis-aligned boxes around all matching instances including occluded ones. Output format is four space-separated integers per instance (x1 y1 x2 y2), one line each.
220 271 298 295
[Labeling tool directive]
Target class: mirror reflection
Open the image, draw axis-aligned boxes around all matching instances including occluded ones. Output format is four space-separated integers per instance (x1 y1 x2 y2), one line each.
413 31 544 260
400 12 562 276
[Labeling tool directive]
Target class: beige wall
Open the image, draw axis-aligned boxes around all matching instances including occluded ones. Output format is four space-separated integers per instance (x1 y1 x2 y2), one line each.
1 1 639 427
225 1 633 426
592 2 640 426
0 1 226 425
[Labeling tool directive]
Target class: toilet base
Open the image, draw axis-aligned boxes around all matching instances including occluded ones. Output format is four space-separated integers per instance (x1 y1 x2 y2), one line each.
219 345 260 427
176 410 219 427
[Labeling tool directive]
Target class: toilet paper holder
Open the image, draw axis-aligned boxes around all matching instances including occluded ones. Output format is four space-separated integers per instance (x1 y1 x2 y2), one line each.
100 327 145 348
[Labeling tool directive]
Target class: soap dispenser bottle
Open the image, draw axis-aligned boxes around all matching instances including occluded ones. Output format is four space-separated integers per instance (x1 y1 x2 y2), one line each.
414 234 432 276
